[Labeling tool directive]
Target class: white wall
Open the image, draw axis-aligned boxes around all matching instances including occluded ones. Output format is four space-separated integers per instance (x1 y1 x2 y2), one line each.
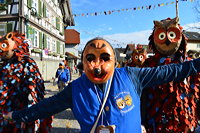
187 42 200 51
31 56 62 81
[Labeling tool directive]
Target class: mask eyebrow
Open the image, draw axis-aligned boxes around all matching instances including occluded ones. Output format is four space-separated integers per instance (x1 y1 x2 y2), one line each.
90 43 96 48
90 43 106 49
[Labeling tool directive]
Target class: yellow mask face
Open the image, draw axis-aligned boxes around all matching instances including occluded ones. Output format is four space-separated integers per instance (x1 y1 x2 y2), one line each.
83 39 115 84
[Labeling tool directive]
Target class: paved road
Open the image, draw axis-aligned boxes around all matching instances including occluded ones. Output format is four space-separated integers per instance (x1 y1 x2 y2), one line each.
44 73 81 133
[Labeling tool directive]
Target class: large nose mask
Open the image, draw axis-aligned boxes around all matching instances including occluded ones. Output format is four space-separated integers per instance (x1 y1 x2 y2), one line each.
83 39 115 84
86 53 110 76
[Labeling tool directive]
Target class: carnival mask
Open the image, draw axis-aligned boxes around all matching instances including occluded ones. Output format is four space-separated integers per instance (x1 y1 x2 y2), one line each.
0 32 16 60
153 17 182 56
82 38 115 84
132 48 147 67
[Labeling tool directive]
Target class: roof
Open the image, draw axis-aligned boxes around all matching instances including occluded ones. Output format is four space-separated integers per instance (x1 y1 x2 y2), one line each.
124 44 135 54
65 29 80 44
123 43 153 54
115 48 126 53
58 0 75 26
183 31 200 41
65 51 80 59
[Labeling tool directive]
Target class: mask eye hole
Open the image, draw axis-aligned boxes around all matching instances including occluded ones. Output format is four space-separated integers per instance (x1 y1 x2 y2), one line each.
1 43 7 48
139 55 143 60
135 55 138 59
100 53 110 61
86 54 95 62
168 31 176 39
159 32 166 40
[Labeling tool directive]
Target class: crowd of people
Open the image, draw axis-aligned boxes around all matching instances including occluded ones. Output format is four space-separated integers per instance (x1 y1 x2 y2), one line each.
1 17 200 133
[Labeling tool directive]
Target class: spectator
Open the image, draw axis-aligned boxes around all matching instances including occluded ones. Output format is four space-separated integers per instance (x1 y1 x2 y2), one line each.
63 60 72 80
55 62 70 91
77 62 84 76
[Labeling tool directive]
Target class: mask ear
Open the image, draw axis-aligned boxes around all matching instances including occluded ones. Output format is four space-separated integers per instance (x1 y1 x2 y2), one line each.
6 32 13 39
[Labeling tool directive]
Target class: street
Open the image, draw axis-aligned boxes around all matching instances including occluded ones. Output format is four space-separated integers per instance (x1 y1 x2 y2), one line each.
44 73 81 133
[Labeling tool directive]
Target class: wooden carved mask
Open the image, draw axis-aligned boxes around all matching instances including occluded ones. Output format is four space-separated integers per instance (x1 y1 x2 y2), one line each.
82 38 115 84
132 48 147 67
153 17 182 56
0 32 15 60
0 32 30 62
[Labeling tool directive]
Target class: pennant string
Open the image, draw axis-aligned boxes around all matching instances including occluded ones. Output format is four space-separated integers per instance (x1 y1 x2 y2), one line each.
73 0 192 17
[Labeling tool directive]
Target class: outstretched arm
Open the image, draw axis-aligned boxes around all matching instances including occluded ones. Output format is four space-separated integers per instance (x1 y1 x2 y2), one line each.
127 58 200 95
3 83 73 123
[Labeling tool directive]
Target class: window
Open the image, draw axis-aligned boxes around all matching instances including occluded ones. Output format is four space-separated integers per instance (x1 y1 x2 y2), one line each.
197 44 200 49
60 43 64 54
34 30 38 47
28 26 34 48
33 0 37 11
51 16 55 27
47 36 51 50
56 40 60 53
0 23 6 35
52 39 56 52
10 5 18 14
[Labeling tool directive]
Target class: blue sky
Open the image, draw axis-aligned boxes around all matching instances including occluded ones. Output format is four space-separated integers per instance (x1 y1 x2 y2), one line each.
68 0 200 50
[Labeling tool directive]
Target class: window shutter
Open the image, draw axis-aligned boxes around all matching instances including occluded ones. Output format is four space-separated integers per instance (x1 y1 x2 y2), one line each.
28 26 33 38
38 0 42 17
39 32 43 49
6 23 12 33
63 43 65 54
56 17 60 30
43 4 46 17
27 0 32 8
56 40 60 53
43 34 47 49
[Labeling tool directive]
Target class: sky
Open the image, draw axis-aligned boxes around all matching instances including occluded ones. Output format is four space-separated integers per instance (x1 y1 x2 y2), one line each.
68 0 200 50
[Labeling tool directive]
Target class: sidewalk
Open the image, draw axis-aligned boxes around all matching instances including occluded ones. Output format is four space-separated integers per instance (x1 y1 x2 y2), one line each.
44 73 80 133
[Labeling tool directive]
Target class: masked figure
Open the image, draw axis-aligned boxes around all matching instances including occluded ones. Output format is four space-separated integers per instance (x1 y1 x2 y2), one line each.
3 37 200 133
127 46 147 67
0 32 52 133
141 17 200 132
188 50 200 59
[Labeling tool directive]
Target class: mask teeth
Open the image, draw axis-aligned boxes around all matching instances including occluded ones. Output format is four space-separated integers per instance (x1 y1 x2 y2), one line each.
0 49 2 53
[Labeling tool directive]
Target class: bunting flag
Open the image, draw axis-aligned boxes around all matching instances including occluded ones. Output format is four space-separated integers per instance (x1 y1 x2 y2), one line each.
73 0 194 17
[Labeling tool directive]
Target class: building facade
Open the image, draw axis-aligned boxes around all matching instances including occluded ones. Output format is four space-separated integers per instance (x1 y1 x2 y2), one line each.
0 0 74 81
65 29 80 70
184 31 200 51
